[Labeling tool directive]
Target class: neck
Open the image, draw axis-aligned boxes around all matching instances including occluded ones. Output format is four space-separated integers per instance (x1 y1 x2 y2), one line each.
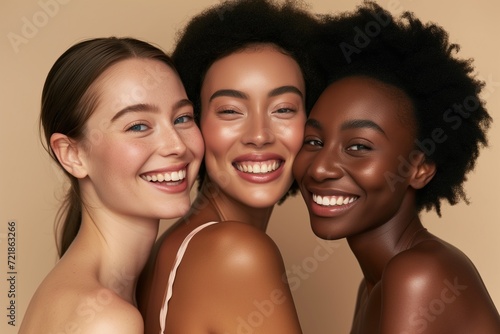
346 194 427 289
199 180 274 231
70 208 159 305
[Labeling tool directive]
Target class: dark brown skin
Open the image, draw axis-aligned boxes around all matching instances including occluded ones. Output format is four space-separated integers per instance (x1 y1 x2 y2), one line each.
293 76 500 334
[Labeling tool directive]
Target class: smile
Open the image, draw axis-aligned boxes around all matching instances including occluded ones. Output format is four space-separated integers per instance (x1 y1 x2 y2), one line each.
140 169 187 182
234 160 282 174
312 194 358 206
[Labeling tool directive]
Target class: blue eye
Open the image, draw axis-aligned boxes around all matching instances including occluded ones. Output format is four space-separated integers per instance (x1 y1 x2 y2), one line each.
127 123 148 132
174 115 193 125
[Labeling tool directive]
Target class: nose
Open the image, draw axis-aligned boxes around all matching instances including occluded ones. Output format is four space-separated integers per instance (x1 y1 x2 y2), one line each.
157 125 188 157
240 109 275 147
309 147 344 182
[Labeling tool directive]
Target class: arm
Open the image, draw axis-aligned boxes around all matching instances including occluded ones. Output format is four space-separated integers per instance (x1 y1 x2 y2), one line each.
166 221 302 334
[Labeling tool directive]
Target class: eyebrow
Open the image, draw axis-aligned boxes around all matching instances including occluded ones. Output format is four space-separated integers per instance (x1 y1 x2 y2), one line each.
208 85 303 102
341 119 386 136
268 85 303 98
110 99 192 122
305 118 386 136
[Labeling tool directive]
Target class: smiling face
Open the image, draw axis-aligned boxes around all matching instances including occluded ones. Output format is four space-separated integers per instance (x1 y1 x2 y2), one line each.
293 76 426 240
200 45 306 208
77 58 204 221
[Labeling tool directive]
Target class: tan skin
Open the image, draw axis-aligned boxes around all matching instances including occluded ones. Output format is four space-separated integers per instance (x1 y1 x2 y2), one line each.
19 59 204 334
293 76 500 334
137 45 305 334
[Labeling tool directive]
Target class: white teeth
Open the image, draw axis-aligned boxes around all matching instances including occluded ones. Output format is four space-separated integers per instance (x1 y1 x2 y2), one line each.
141 169 186 183
235 161 281 174
312 194 358 207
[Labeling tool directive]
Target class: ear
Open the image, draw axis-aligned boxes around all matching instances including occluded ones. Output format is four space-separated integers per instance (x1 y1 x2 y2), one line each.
50 133 88 179
409 151 436 190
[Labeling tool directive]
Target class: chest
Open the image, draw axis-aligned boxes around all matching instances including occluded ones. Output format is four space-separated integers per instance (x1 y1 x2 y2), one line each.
351 282 383 334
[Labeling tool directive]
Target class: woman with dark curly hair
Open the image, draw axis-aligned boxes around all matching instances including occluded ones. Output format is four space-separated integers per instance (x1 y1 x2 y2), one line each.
137 1 322 333
293 1 500 333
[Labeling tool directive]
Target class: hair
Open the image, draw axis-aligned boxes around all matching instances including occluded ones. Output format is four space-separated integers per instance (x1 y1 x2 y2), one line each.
171 0 324 200
41 37 175 257
312 1 491 215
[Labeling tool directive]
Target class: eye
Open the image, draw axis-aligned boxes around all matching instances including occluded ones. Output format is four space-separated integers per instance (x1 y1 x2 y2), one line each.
174 114 194 125
127 122 149 132
275 107 295 114
347 143 371 151
304 138 323 147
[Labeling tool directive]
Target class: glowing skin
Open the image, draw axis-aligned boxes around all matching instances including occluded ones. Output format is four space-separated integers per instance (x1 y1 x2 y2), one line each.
200 46 306 208
79 58 204 222
293 76 419 240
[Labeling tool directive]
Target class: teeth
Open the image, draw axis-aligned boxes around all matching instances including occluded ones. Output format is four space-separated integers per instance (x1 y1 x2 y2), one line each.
141 169 186 183
235 160 281 174
312 194 357 207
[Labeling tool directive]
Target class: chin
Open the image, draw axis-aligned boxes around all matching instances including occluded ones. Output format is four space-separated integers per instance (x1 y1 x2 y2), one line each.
159 199 191 219
310 220 343 241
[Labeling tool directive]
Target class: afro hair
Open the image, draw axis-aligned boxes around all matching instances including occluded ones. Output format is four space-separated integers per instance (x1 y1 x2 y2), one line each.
312 1 491 215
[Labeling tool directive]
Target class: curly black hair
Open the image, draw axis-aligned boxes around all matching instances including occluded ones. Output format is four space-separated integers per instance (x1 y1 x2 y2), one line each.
172 0 324 199
311 1 491 215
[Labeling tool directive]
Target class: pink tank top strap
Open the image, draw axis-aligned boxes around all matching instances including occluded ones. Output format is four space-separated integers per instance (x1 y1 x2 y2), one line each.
159 221 219 334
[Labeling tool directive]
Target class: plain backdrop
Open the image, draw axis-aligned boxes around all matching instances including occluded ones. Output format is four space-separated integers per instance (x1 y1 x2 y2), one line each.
1 1 499 333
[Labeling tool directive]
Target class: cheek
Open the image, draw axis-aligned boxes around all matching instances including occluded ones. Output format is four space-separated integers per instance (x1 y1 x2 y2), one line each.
292 150 310 181
183 128 205 161
275 118 306 154
201 120 236 157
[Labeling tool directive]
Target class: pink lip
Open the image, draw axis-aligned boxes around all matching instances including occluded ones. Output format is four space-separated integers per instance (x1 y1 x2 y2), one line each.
232 153 286 184
233 152 284 162
140 163 189 176
304 186 359 217
140 163 190 194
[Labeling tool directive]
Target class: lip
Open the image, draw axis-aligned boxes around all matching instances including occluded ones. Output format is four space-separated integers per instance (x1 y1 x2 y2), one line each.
305 186 359 218
140 164 190 193
232 153 285 184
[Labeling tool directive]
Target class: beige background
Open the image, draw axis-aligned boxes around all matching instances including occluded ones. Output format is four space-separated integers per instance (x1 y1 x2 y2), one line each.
1 1 498 333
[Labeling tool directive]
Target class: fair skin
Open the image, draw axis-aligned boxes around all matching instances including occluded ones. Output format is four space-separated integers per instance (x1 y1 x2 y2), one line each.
293 76 500 333
19 58 204 334
138 45 305 334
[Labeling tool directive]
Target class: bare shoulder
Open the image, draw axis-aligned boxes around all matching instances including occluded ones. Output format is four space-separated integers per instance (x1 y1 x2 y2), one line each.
188 220 285 270
380 239 500 333
168 221 301 333
20 284 143 334
77 288 143 334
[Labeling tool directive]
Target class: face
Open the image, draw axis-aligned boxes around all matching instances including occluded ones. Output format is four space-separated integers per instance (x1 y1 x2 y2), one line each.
77 58 204 221
200 45 306 208
293 76 421 240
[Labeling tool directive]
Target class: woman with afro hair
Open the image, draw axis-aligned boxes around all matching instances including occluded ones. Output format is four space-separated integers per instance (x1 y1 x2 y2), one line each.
293 1 500 333
137 0 323 333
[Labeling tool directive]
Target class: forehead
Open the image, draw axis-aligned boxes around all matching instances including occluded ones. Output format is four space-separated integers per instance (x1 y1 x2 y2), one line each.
312 76 415 128
203 45 305 89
